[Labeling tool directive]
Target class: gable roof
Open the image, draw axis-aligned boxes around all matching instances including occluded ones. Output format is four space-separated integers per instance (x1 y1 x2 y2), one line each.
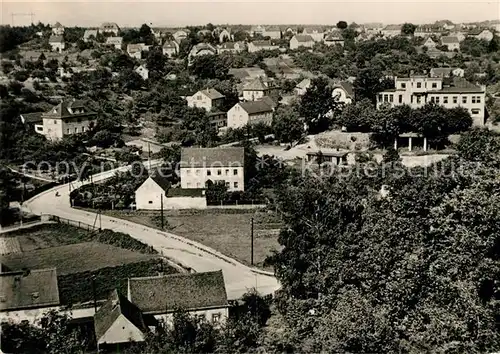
94 289 148 342
167 188 205 197
83 29 98 38
383 24 402 31
441 36 459 44
200 88 225 100
296 78 311 89
303 26 325 33
191 43 217 55
162 40 177 48
150 174 170 192
265 26 281 32
259 96 278 110
128 270 228 314
325 31 344 41
238 100 273 115
49 35 64 43
127 44 143 53
430 67 454 77
106 36 123 44
243 77 268 91
53 22 63 28
0 268 60 311
251 40 274 47
181 147 245 168
468 28 491 36
333 81 354 98
20 112 43 124
293 34 314 43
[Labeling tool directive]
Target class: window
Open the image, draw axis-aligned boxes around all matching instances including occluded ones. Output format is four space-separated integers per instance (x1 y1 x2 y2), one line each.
389 94 393 103
233 169 238 175
398 95 403 103
148 201 153 204
453 96 458 104
196 95 202 100
36 126 43 132
207 170 211 176
225 169 229 176
82 127 85 132
195 169 200 176
443 96 448 104
430 97 435 103
53 120 57 124
212 313 221 323
435 97 440 104
186 169 191 175
225 182 230 188
411 95 414 104
432 83 437 89
234 182 239 188
476 96 481 103
196 182 201 188
67 128 70 134
417 82 422 88
187 182 192 188
471 109 480 114
378 94 382 102
417 96 422 104
74 127 78 133
401 83 406 89
462 96 467 104
471 96 476 104
217 169 222 175
197 314 205 321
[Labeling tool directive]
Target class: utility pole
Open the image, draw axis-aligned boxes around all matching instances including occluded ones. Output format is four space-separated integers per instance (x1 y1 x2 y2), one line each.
148 142 151 170
251 217 254 266
91 275 97 313
160 193 164 229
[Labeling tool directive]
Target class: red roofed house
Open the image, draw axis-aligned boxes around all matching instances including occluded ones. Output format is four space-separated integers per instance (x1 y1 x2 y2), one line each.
94 290 151 349
127 271 230 326
36 99 97 141
332 81 355 104
180 147 245 191
0 268 60 324
289 35 315 50
186 88 225 111
242 77 270 101
227 100 273 129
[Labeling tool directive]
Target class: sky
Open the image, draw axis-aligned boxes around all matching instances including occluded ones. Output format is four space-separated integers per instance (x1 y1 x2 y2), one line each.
1 0 499 27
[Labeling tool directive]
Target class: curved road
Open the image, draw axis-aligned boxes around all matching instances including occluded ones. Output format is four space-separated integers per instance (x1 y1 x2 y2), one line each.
24 163 280 300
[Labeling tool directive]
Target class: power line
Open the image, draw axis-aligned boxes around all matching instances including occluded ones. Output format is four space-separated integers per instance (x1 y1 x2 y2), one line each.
11 12 36 26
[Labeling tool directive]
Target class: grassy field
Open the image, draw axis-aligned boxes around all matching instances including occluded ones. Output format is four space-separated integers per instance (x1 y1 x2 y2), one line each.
101 209 283 270
1 242 157 275
2 223 155 254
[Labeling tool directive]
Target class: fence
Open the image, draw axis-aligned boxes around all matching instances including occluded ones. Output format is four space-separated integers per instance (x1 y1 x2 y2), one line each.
206 199 266 207
47 215 101 232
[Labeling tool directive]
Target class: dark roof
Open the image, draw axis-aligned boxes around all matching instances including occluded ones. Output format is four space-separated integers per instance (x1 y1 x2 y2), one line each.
200 88 225 100
430 68 454 77
128 270 228 314
43 99 96 119
243 77 268 91
325 31 344 41
259 96 277 109
251 40 274 47
469 28 490 36
294 34 314 42
219 42 236 49
20 112 43 124
0 268 60 311
163 40 177 48
167 188 205 197
150 174 170 192
94 289 148 342
435 86 484 93
181 147 244 168
333 81 354 98
49 35 64 43
238 101 273 114
441 36 459 44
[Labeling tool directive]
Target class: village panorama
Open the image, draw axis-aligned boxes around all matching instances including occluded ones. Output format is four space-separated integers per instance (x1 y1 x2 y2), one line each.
1 2 500 352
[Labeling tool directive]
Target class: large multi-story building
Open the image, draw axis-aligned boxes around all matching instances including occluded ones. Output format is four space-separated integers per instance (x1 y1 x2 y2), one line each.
376 76 486 126
35 99 97 140
180 147 245 191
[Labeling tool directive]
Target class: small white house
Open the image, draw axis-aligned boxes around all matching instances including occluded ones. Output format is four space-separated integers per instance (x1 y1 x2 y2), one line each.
332 81 354 104
162 40 179 57
135 175 207 210
295 78 312 96
49 35 65 52
105 36 123 50
135 65 149 80
83 29 99 42
242 77 269 101
51 22 65 35
423 37 437 49
289 35 315 50
186 88 225 111
440 36 460 51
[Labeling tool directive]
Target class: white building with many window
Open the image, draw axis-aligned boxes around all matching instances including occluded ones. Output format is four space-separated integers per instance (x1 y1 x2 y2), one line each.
180 147 245 191
376 76 486 126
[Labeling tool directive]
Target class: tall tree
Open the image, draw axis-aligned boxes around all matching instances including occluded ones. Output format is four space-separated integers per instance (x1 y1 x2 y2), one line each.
401 23 417 35
299 77 339 134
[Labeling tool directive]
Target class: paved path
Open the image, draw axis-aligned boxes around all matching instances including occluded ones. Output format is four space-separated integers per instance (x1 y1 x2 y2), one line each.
23 161 280 300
